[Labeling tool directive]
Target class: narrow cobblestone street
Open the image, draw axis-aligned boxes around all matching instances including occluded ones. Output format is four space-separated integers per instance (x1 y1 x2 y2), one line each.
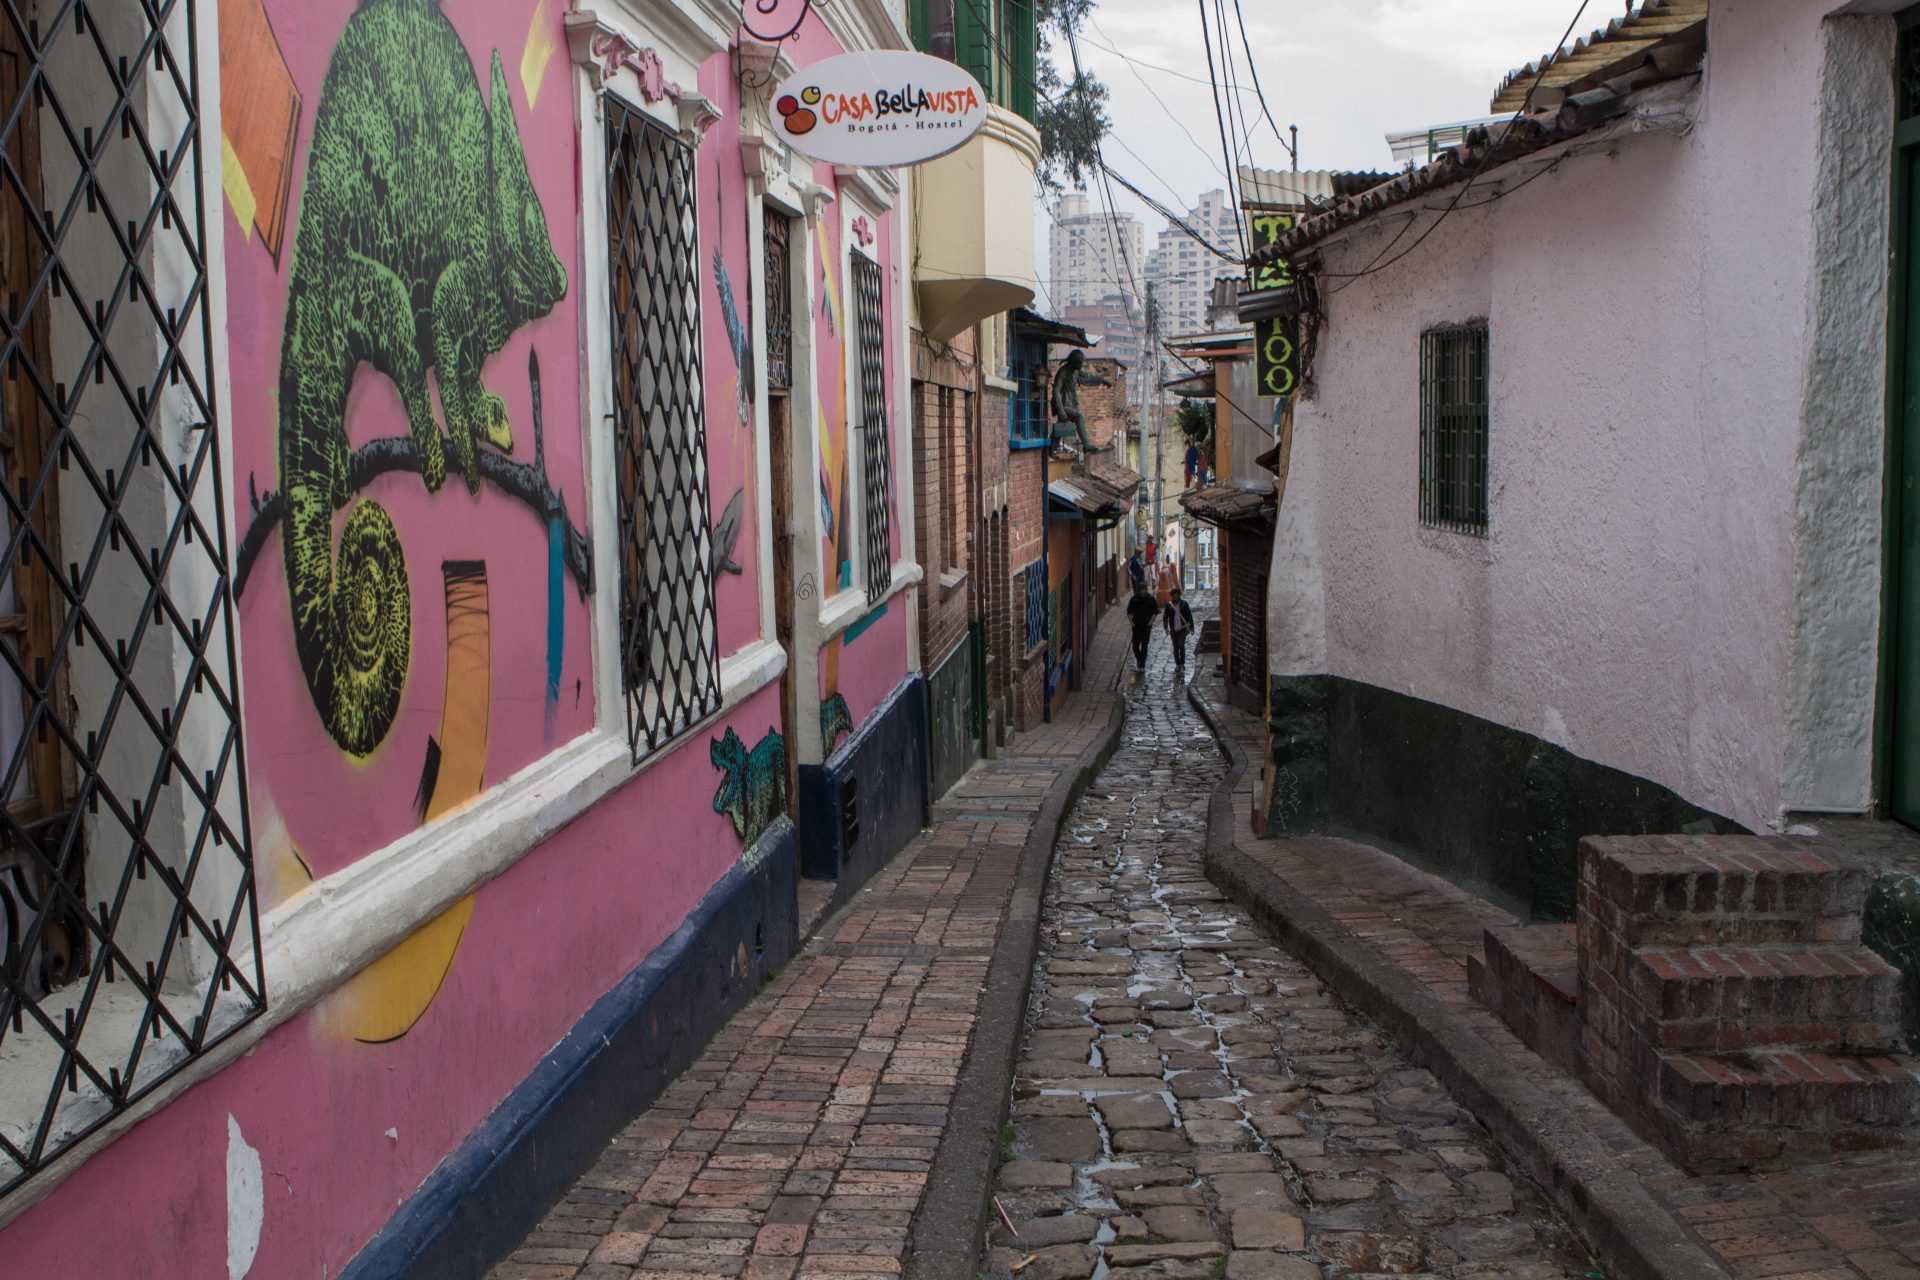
987 636 1596 1280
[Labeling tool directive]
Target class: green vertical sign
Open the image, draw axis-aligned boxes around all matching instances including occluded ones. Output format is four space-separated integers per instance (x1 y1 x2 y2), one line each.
1246 210 1298 398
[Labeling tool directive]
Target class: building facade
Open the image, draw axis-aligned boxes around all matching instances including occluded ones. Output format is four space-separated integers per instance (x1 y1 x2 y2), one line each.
1252 0 1916 921
0 0 935 1272
1143 188 1245 339
1047 193 1144 313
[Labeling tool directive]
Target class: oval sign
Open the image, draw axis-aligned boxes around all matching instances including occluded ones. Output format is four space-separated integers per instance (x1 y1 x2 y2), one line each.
771 51 988 169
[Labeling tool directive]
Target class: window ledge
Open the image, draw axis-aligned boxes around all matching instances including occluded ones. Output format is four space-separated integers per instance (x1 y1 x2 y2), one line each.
938 568 968 591
984 374 1019 393
0 641 789 1227
819 560 925 641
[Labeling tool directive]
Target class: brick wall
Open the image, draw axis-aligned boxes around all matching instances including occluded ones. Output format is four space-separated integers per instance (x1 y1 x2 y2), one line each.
977 386 1013 735
1006 446 1046 732
1078 356 1130 451
912 331 974 672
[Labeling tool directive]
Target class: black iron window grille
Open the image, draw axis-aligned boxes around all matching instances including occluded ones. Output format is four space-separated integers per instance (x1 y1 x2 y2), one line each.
605 98 721 761
763 208 791 395
1022 559 1047 653
1418 323 1490 535
0 0 262 1196
851 250 892 604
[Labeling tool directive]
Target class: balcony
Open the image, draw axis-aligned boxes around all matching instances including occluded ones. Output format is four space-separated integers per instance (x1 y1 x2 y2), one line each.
913 106 1042 341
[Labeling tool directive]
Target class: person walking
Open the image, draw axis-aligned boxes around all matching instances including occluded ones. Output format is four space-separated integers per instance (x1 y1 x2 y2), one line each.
1126 546 1147 593
1163 585 1195 671
1126 582 1157 671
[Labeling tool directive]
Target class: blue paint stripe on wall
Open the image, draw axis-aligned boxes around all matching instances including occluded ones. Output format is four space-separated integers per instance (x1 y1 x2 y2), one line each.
340 820 799 1280
545 515 564 703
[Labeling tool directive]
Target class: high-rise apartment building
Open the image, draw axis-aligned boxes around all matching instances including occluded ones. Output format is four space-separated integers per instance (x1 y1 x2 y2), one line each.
1047 193 1145 313
1143 189 1245 339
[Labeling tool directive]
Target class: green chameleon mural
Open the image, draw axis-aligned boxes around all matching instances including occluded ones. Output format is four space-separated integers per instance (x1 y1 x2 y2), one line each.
711 728 788 849
278 0 567 754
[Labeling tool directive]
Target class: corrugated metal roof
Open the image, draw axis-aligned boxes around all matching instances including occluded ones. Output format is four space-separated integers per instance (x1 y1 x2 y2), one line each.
1238 167 1396 210
1491 0 1708 113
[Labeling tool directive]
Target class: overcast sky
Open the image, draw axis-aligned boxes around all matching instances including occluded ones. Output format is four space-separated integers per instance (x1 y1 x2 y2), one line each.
1033 0 1596 310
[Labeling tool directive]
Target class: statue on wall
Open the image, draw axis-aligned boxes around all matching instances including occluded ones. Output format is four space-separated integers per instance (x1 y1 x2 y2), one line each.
1049 348 1103 459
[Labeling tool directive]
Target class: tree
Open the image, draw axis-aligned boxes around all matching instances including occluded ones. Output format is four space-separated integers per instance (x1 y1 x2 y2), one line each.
1034 0 1110 194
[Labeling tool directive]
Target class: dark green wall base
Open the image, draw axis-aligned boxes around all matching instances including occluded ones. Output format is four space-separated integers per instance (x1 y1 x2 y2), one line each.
1864 872 1920 1052
1265 674 1743 920
927 641 979 801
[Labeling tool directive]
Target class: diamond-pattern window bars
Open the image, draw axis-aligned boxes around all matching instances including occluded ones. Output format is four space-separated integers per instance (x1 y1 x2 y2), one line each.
605 98 721 762
0 0 262 1198
851 250 892 605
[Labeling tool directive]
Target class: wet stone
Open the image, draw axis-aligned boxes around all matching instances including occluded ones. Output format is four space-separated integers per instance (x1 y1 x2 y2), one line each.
1231 1209 1307 1250
1021 1117 1102 1162
999 1161 1074 1189
988 640 1593 1280
1140 1206 1218 1243
993 1215 1101 1248
1096 1097 1175 1131
1225 1253 1322 1280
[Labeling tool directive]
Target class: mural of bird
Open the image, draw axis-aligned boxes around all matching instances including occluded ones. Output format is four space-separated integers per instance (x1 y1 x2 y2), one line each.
713 249 752 403
712 487 746 576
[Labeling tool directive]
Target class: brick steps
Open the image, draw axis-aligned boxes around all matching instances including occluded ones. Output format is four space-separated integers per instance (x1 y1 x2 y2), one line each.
1467 925 1580 1076
1626 944 1901 1052
1471 835 1920 1172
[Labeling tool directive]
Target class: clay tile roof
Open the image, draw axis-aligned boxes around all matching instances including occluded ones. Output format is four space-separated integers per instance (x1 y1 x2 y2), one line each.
1178 484 1275 531
1491 0 1708 113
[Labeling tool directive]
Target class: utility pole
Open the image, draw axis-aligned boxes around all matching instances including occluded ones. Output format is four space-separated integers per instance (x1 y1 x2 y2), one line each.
1136 283 1155 552
1147 285 1163 547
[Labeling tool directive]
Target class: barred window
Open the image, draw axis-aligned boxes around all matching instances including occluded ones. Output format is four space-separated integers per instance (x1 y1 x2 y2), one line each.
1008 333 1049 448
1418 324 1490 535
1022 559 1047 653
605 99 720 761
851 250 891 604
0 1 261 1195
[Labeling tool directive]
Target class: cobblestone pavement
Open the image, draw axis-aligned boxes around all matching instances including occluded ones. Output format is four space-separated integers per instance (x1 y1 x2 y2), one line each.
486 615 1127 1280
987 638 1597 1280
1193 661 1920 1280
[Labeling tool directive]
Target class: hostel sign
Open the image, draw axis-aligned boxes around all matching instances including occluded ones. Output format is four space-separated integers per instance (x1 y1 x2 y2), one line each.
1247 210 1298 399
771 51 988 168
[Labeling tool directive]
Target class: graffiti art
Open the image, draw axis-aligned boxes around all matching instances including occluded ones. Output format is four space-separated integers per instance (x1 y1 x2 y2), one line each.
742 0 813 43
820 693 854 755
276 0 568 756
712 727 789 849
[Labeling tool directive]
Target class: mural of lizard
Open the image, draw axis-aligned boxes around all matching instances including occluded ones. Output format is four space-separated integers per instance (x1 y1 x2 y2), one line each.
278 0 567 755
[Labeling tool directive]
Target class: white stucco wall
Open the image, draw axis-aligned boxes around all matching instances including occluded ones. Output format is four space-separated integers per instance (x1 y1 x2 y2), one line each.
1270 0 1892 833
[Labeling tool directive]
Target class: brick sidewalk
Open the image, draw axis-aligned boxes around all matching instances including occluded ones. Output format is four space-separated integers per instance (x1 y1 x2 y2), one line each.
1190 668 1920 1280
486 611 1131 1280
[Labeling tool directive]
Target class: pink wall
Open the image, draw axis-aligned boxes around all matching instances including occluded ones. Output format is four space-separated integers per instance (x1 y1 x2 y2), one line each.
229 0 597 884
1 0 834 1270
0 684 778 1276
1275 0 1824 831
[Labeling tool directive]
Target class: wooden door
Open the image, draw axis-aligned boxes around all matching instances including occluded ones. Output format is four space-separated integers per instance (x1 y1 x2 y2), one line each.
764 208 799 816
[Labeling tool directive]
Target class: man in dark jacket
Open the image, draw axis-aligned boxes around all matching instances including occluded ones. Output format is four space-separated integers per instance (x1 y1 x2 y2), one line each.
1125 583 1157 670
1126 547 1147 593
1163 585 1195 670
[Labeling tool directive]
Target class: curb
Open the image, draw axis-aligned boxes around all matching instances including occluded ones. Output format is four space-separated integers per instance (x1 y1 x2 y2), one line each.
1184 681 1730 1280
909 658 1134 1280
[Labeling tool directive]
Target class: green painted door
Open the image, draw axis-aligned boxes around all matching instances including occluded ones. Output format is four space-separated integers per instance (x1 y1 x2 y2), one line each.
1889 15 1920 825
